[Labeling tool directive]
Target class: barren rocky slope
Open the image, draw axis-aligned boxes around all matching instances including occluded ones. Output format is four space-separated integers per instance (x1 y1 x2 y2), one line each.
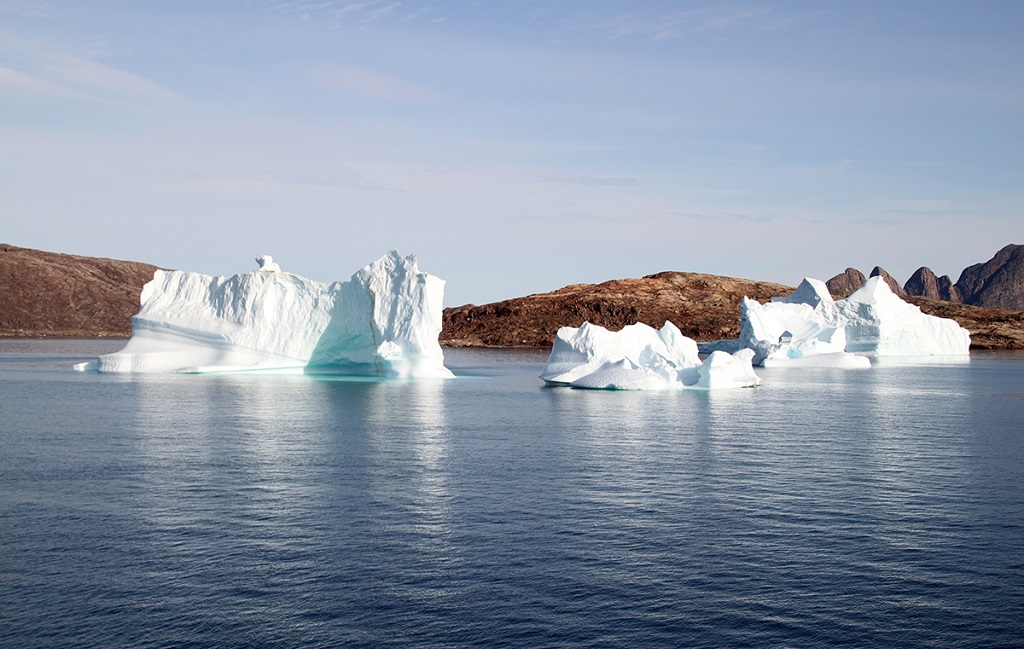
954 243 1024 309
443 272 1024 350
442 272 799 348
3 244 1023 349
0 244 159 337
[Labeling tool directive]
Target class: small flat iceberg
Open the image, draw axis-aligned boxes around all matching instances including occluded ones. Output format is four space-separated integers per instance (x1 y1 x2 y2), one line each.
541 321 760 390
76 251 454 378
730 276 970 367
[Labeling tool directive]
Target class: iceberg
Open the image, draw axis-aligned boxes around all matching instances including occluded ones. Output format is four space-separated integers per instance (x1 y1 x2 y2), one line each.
77 251 454 378
734 276 970 366
541 321 760 390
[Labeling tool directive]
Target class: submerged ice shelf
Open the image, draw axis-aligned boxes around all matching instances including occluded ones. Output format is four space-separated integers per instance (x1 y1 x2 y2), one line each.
77 252 454 378
541 321 761 390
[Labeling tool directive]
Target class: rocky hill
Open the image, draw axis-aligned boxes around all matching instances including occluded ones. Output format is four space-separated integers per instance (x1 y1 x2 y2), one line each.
824 268 866 300
3 243 1024 349
442 271 1024 350
953 243 1024 310
883 244 1024 309
0 244 159 337
904 267 962 302
440 272 793 348
828 266 906 299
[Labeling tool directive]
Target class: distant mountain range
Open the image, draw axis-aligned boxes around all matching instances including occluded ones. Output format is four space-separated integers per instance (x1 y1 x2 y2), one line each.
826 243 1024 310
2 243 1024 349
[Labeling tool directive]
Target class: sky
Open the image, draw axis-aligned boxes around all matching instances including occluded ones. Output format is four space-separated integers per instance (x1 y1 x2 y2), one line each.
2 1 1022 307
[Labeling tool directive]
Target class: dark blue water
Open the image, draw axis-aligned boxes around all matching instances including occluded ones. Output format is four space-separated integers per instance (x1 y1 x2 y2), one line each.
1 340 1023 649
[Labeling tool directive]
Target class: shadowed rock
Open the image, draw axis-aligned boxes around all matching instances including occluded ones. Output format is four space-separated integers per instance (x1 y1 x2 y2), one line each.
825 268 867 299
937 275 963 303
955 244 1024 310
869 266 907 297
905 266 941 299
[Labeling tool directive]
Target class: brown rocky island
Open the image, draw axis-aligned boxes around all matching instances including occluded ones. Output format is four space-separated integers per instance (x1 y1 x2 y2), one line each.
0 244 159 337
2 243 1023 350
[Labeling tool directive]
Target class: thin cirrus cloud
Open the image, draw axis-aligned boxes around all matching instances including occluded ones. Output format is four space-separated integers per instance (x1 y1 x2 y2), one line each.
540 174 640 187
0 34 178 107
570 4 790 41
0 64 89 100
309 63 439 101
266 0 422 25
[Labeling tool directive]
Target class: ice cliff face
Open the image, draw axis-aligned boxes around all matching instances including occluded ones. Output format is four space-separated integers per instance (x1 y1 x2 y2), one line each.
541 321 760 390
738 276 971 366
84 251 453 378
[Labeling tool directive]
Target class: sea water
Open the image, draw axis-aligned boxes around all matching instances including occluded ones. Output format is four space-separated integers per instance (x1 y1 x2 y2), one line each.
1 340 1022 649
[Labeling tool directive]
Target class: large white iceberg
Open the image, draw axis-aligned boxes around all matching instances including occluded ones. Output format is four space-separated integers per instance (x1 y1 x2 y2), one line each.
541 321 761 390
735 276 970 366
78 251 454 378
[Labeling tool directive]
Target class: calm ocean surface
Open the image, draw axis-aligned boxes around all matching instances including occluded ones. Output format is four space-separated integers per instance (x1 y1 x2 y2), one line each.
1 339 1022 649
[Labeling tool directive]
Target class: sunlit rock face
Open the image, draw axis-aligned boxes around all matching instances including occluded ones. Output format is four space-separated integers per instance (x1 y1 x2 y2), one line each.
736 276 970 366
540 321 760 390
81 251 453 378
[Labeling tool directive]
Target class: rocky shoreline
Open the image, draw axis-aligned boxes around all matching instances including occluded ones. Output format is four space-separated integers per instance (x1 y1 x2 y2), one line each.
3 243 1024 350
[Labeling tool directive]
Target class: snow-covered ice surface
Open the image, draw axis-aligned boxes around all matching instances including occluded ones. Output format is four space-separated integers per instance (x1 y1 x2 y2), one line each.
541 321 760 390
732 276 970 367
77 252 454 378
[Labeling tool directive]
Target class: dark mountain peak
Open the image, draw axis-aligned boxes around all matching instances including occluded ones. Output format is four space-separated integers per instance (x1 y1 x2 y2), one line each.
905 266 940 299
904 267 963 302
937 275 963 303
869 266 907 297
955 244 1024 310
825 267 866 299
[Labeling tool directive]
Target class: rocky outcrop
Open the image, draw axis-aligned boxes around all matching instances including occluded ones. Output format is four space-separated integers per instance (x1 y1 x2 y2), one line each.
869 266 907 297
826 268 867 299
904 267 963 302
828 266 913 299
905 267 940 299
441 272 795 347
440 272 1024 351
0 244 159 337
955 244 1024 310
937 275 962 302
5 243 1024 349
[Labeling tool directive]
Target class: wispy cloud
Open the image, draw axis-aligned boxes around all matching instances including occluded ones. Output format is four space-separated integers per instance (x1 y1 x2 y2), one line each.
671 210 779 224
0 65 88 100
667 6 776 33
889 199 972 218
309 63 438 101
0 34 179 106
569 4 810 42
365 2 400 22
539 174 639 187
0 1 54 19
262 0 436 25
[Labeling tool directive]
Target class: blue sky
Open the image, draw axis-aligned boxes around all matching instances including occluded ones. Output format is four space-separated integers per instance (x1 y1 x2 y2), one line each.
2 1 1022 306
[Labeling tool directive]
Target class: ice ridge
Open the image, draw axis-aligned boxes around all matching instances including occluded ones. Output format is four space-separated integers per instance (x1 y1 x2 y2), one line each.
78 251 453 378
